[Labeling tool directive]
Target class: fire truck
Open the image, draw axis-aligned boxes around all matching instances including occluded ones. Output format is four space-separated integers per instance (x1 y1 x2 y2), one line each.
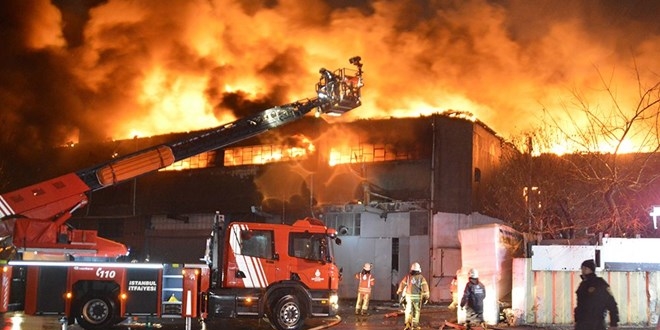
0 56 364 330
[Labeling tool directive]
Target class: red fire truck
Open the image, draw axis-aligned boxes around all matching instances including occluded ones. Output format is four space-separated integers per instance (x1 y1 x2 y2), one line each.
0 56 363 330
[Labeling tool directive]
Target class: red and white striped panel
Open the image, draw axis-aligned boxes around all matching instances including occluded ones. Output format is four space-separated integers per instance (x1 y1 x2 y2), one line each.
229 224 269 288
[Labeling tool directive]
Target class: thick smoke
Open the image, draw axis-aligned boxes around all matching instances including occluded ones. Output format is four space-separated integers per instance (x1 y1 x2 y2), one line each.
1 0 659 179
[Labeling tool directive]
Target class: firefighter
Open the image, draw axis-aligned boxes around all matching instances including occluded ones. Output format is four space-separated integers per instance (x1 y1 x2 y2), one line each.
355 262 375 315
574 259 619 330
460 268 486 328
397 262 430 330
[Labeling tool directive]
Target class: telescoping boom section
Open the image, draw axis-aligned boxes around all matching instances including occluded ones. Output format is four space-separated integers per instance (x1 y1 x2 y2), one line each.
0 56 363 262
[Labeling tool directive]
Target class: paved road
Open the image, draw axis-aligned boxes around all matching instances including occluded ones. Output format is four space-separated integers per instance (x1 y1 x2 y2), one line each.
0 311 333 330
0 312 276 330
1 301 657 330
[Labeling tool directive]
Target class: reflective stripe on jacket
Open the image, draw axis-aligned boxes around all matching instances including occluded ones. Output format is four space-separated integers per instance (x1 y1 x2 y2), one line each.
398 273 429 299
356 272 375 293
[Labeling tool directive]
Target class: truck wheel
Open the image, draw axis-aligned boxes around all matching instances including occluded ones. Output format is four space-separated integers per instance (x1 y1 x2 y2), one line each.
269 294 305 330
75 295 116 330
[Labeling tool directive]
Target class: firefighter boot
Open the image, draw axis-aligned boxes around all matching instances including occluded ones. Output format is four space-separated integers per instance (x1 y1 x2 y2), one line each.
355 309 360 315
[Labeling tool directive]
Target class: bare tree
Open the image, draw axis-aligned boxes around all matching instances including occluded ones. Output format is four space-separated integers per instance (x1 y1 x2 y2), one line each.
550 63 660 237
486 64 660 238
484 136 579 239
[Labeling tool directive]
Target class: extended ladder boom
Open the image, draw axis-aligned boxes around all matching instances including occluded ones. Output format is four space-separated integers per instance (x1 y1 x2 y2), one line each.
0 57 363 254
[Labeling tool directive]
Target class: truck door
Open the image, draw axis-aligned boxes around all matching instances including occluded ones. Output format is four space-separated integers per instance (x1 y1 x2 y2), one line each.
226 225 279 288
287 232 335 288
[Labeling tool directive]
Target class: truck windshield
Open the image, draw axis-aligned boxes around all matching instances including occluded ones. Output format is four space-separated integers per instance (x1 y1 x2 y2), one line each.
225 225 276 260
289 233 334 262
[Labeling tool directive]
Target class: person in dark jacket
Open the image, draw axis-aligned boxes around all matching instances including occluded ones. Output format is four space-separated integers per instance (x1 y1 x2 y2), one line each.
460 268 486 328
574 259 619 330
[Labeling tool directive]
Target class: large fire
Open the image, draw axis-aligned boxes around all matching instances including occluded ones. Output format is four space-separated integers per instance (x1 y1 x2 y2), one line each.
1 0 659 156
133 68 224 137
221 134 316 167
548 138 639 156
328 143 415 167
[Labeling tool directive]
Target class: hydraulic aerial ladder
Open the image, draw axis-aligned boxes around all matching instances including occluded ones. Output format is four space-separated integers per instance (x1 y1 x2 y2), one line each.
0 56 364 261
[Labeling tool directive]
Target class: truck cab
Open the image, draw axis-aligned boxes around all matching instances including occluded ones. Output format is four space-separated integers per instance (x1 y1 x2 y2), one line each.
204 217 341 330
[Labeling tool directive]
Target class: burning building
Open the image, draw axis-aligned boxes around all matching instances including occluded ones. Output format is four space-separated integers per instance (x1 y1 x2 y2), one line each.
48 111 512 302
1 0 659 323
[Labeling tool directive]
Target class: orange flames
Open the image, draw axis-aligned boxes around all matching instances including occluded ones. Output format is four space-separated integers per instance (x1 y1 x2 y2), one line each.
328 143 414 166
547 139 639 156
163 152 215 171
223 134 316 166
8 0 659 156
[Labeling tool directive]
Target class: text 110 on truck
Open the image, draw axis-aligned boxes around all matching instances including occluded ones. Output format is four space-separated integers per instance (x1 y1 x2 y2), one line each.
0 57 365 330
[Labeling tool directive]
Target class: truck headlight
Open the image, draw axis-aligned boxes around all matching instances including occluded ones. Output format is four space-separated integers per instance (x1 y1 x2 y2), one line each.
329 294 339 309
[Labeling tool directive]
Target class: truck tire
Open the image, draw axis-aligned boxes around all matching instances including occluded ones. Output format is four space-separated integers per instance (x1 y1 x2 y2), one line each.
269 294 305 330
75 295 116 330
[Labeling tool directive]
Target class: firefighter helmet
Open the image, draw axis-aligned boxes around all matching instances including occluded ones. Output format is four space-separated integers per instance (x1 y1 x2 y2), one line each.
410 262 421 272
468 268 479 279
363 263 372 271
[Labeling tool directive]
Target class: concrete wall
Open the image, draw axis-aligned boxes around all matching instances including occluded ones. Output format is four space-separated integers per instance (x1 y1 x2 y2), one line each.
333 212 429 302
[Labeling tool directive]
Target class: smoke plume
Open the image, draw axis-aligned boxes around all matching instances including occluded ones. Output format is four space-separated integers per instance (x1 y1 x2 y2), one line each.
1 0 659 171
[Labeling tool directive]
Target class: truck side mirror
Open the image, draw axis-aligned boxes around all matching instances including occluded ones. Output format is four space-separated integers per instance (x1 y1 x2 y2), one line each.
335 238 342 245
